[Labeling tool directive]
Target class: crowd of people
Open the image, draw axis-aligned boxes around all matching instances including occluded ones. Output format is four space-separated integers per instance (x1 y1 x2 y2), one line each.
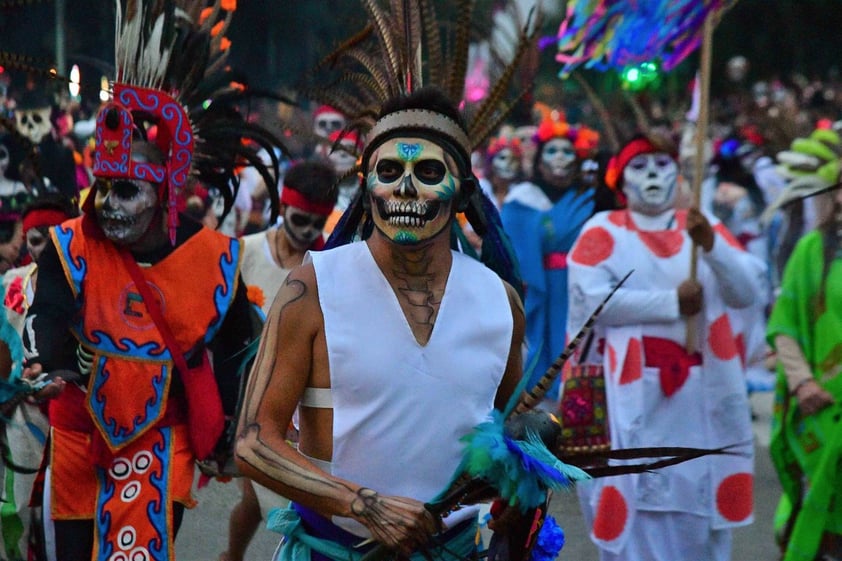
0 2 841 561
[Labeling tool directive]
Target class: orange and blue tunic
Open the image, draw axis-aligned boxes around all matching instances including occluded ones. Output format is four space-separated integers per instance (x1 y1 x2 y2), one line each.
44 217 243 560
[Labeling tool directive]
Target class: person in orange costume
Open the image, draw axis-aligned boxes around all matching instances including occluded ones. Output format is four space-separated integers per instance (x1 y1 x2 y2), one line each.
17 2 284 560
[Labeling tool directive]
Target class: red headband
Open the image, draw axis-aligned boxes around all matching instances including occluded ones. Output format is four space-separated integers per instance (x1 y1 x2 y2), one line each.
604 137 659 190
280 188 334 216
23 209 69 235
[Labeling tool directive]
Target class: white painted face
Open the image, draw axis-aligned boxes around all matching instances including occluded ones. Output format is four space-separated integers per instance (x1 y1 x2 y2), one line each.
367 136 460 245
14 107 52 144
26 226 50 262
313 110 346 139
281 204 328 250
94 178 160 245
622 152 679 216
539 137 576 182
328 138 358 175
491 147 520 180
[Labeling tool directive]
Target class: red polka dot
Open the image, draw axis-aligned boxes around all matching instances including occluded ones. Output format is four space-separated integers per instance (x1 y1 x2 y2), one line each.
608 210 627 227
714 224 744 249
619 338 641 385
608 343 617 377
708 314 739 361
716 473 753 522
637 230 684 258
571 227 614 267
593 485 628 541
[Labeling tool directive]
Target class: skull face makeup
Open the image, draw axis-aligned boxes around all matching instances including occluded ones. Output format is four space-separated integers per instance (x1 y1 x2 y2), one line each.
328 137 359 175
282 207 328 250
367 137 460 245
539 137 576 184
14 107 52 144
491 147 520 180
313 108 346 139
26 227 49 262
94 178 160 245
622 152 679 216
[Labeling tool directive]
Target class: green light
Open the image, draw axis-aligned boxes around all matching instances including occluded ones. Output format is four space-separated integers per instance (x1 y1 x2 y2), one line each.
621 61 661 91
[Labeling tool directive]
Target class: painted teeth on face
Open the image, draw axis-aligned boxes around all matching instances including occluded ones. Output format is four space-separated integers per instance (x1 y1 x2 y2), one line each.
368 136 460 244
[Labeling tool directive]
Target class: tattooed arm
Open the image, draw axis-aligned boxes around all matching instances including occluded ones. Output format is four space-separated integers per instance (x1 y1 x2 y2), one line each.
234 264 438 555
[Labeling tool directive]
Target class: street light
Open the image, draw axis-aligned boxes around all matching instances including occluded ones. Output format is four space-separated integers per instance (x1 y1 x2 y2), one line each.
69 64 81 100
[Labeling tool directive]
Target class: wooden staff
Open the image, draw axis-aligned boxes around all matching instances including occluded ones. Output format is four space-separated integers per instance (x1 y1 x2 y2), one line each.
686 13 714 354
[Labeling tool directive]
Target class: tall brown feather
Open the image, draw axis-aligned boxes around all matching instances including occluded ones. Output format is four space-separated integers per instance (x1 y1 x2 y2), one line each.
417 0 443 87
444 0 475 101
361 0 403 93
470 7 539 135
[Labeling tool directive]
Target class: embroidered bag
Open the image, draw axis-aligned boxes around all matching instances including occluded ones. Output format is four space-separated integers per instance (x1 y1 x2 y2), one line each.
557 331 611 456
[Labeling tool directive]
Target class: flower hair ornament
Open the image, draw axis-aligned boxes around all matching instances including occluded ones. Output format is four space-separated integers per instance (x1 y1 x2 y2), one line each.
487 126 524 159
534 111 600 160
604 133 677 191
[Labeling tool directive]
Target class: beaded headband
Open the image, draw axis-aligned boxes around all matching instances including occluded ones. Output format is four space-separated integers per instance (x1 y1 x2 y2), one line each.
366 109 471 162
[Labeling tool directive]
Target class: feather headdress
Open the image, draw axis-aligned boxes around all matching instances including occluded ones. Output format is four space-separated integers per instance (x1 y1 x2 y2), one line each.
311 0 543 293
91 0 287 243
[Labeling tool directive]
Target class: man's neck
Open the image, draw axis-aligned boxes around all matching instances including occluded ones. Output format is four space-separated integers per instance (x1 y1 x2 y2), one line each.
274 227 308 269
367 229 452 282
127 225 169 256
367 229 452 346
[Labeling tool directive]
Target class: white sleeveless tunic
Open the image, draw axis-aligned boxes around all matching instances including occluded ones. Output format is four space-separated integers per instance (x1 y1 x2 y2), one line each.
310 242 513 536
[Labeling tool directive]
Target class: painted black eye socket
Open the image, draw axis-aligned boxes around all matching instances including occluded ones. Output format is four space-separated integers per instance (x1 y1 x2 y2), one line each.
289 213 327 229
414 160 446 184
111 180 141 199
376 159 403 183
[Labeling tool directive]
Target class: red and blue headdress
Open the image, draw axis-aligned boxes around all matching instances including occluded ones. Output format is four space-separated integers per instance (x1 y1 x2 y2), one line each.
90 0 287 244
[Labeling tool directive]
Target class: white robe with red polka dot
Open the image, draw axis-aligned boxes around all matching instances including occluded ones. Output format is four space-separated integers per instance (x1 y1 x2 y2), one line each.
567 208 761 556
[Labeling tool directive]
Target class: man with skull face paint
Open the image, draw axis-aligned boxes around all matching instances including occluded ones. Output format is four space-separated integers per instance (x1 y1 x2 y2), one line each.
241 160 338 315
220 160 337 561
235 87 525 560
500 114 610 404
12 5 285 557
20 134 260 560
567 134 763 561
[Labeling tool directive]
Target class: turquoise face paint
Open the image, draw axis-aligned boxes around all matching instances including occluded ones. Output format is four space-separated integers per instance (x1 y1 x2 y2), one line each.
394 231 419 244
436 175 458 202
396 142 423 162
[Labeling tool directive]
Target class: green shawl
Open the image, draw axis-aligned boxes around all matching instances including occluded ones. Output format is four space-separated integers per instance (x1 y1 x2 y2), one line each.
767 230 842 561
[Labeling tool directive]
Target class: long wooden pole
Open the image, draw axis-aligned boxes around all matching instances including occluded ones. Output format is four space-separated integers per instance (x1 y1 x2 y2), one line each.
686 13 714 353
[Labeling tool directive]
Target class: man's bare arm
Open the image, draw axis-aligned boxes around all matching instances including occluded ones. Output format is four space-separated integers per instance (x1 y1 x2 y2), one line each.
495 281 525 410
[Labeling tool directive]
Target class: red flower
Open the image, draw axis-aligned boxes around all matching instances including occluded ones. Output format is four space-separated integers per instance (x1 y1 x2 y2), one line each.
4 276 25 315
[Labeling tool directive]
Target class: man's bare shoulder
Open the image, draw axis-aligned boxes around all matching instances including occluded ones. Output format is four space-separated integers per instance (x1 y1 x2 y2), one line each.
502 280 524 316
266 262 320 323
